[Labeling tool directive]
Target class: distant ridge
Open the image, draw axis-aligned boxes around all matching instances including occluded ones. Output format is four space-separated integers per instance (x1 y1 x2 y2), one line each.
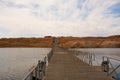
58 35 120 48
0 35 119 48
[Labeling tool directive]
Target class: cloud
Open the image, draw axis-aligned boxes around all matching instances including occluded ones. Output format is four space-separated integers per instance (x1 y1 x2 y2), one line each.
107 2 120 17
0 0 120 38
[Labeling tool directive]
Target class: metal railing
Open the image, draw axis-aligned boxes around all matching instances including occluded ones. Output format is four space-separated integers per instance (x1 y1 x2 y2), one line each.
102 56 120 77
69 49 95 66
82 52 95 66
22 49 53 80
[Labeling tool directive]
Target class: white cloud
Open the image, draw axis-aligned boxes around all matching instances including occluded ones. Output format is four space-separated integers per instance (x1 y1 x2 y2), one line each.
0 0 120 37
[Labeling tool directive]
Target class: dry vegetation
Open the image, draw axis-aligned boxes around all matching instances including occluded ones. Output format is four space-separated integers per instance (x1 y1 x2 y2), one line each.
58 35 120 48
0 35 120 48
0 37 54 47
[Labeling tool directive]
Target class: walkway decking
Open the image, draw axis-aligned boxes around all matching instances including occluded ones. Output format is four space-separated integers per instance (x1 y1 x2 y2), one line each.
44 46 112 80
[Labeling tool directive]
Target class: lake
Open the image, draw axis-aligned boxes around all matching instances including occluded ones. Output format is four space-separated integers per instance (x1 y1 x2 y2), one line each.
0 48 51 80
0 48 120 80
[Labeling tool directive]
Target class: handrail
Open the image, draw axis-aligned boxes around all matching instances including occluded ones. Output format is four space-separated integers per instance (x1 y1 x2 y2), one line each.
22 65 37 80
81 52 95 66
69 49 95 66
22 59 46 80
103 56 120 61
102 56 120 77
22 49 53 80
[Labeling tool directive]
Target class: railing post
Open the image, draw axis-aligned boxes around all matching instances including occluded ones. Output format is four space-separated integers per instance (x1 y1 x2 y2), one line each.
43 57 46 76
30 72 34 80
93 53 95 61
35 67 38 80
101 56 109 76
38 60 41 80
90 53 92 66
107 57 109 76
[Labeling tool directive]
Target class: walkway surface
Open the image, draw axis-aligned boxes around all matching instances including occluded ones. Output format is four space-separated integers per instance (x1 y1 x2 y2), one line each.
44 46 112 80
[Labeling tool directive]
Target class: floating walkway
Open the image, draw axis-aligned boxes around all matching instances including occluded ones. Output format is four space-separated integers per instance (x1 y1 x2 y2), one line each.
23 38 113 80
44 46 112 80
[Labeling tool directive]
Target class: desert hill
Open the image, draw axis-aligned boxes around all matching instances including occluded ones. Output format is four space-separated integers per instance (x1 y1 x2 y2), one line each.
0 37 54 47
0 35 120 48
58 35 120 48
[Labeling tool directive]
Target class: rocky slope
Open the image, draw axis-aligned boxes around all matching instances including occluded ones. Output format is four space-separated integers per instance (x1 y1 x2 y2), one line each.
58 35 120 48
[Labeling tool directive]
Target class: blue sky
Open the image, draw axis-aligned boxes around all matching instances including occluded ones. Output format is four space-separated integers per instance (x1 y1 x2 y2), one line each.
0 0 120 38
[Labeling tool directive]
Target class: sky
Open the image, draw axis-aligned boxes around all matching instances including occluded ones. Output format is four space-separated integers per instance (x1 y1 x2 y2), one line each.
0 0 120 38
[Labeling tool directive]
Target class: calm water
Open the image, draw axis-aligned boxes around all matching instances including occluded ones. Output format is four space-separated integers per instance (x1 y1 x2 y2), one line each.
0 48 51 80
